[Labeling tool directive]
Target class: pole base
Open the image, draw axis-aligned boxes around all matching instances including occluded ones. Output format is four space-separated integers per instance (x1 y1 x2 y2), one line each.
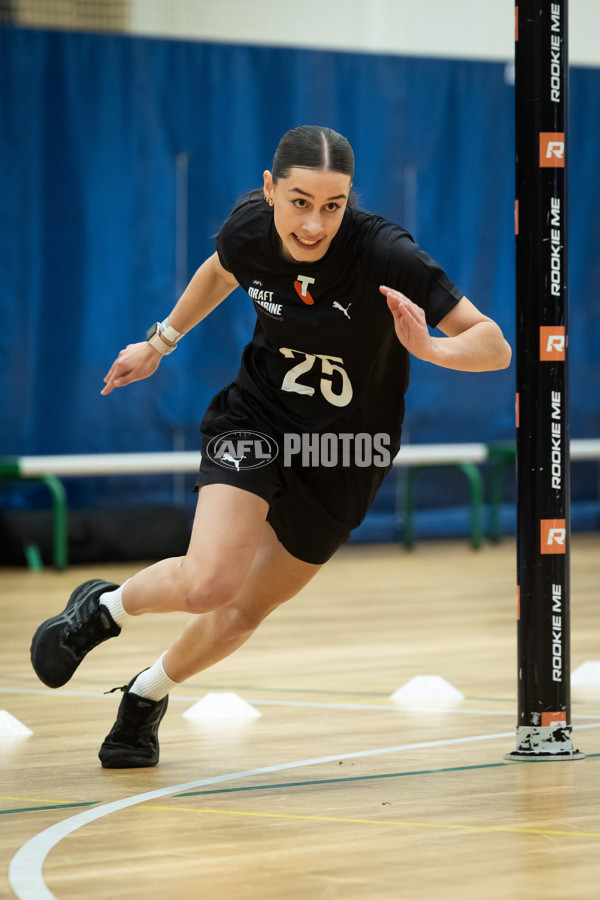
504 749 586 761
504 724 585 761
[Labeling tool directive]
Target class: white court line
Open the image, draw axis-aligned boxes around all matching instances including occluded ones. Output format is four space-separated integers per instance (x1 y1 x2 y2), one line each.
9 730 516 900
3 686 600 718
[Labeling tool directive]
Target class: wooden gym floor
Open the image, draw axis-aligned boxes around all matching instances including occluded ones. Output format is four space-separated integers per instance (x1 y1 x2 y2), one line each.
1 534 600 899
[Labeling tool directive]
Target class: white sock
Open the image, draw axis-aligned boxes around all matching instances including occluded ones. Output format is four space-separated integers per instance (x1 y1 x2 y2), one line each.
130 653 178 702
99 580 130 629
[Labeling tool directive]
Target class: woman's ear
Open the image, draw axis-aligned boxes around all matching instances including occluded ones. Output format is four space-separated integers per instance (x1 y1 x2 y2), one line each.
263 170 274 203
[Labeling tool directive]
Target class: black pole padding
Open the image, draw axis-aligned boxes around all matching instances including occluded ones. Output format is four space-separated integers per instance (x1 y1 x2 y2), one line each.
506 0 583 760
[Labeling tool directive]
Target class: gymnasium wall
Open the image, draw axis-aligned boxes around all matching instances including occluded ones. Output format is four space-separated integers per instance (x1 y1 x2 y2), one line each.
11 0 599 65
126 0 600 67
1 24 599 535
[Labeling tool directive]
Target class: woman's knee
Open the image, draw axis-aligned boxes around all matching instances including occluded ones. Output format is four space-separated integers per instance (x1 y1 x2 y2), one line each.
174 561 244 614
224 600 280 637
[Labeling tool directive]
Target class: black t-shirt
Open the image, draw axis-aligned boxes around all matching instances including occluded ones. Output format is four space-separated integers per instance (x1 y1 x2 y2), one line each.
215 198 463 449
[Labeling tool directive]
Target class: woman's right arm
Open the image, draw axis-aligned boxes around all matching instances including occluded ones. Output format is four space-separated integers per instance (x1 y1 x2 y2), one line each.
101 253 239 395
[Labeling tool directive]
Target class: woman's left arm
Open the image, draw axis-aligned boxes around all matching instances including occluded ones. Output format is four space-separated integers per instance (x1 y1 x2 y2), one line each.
381 286 512 372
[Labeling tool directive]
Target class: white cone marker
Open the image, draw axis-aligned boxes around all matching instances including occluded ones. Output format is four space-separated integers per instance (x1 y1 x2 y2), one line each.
182 692 261 720
391 676 465 705
572 661 600 687
0 711 33 737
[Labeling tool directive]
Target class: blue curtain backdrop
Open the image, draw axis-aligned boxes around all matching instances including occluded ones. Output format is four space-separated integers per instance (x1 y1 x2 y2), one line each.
1 28 599 532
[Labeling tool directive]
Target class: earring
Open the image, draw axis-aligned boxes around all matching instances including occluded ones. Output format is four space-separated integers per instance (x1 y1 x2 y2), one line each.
264 195 273 206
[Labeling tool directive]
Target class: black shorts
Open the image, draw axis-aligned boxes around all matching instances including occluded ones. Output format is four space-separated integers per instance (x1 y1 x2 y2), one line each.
195 383 394 565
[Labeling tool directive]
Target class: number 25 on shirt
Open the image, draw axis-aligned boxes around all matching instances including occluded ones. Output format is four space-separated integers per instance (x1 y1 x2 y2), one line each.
279 347 353 409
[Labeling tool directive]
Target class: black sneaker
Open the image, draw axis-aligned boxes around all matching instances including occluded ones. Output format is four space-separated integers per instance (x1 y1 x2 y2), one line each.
30 579 121 688
98 675 169 769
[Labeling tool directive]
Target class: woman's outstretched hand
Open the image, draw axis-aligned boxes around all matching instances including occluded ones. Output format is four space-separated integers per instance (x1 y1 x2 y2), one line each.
101 342 162 395
380 285 434 363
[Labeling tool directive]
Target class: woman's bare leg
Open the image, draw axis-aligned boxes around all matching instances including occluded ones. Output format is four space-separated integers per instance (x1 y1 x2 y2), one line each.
162 520 321 682
97 486 321 768
120 484 272 615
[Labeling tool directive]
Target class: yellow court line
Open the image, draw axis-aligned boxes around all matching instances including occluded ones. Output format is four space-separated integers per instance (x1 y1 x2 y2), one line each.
138 805 600 839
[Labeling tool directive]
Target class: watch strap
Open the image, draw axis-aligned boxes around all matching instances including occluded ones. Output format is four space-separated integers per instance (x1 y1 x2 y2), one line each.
160 318 185 343
148 332 176 355
146 323 177 355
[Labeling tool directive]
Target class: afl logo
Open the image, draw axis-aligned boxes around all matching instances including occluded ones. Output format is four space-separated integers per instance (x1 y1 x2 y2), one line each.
206 431 279 471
